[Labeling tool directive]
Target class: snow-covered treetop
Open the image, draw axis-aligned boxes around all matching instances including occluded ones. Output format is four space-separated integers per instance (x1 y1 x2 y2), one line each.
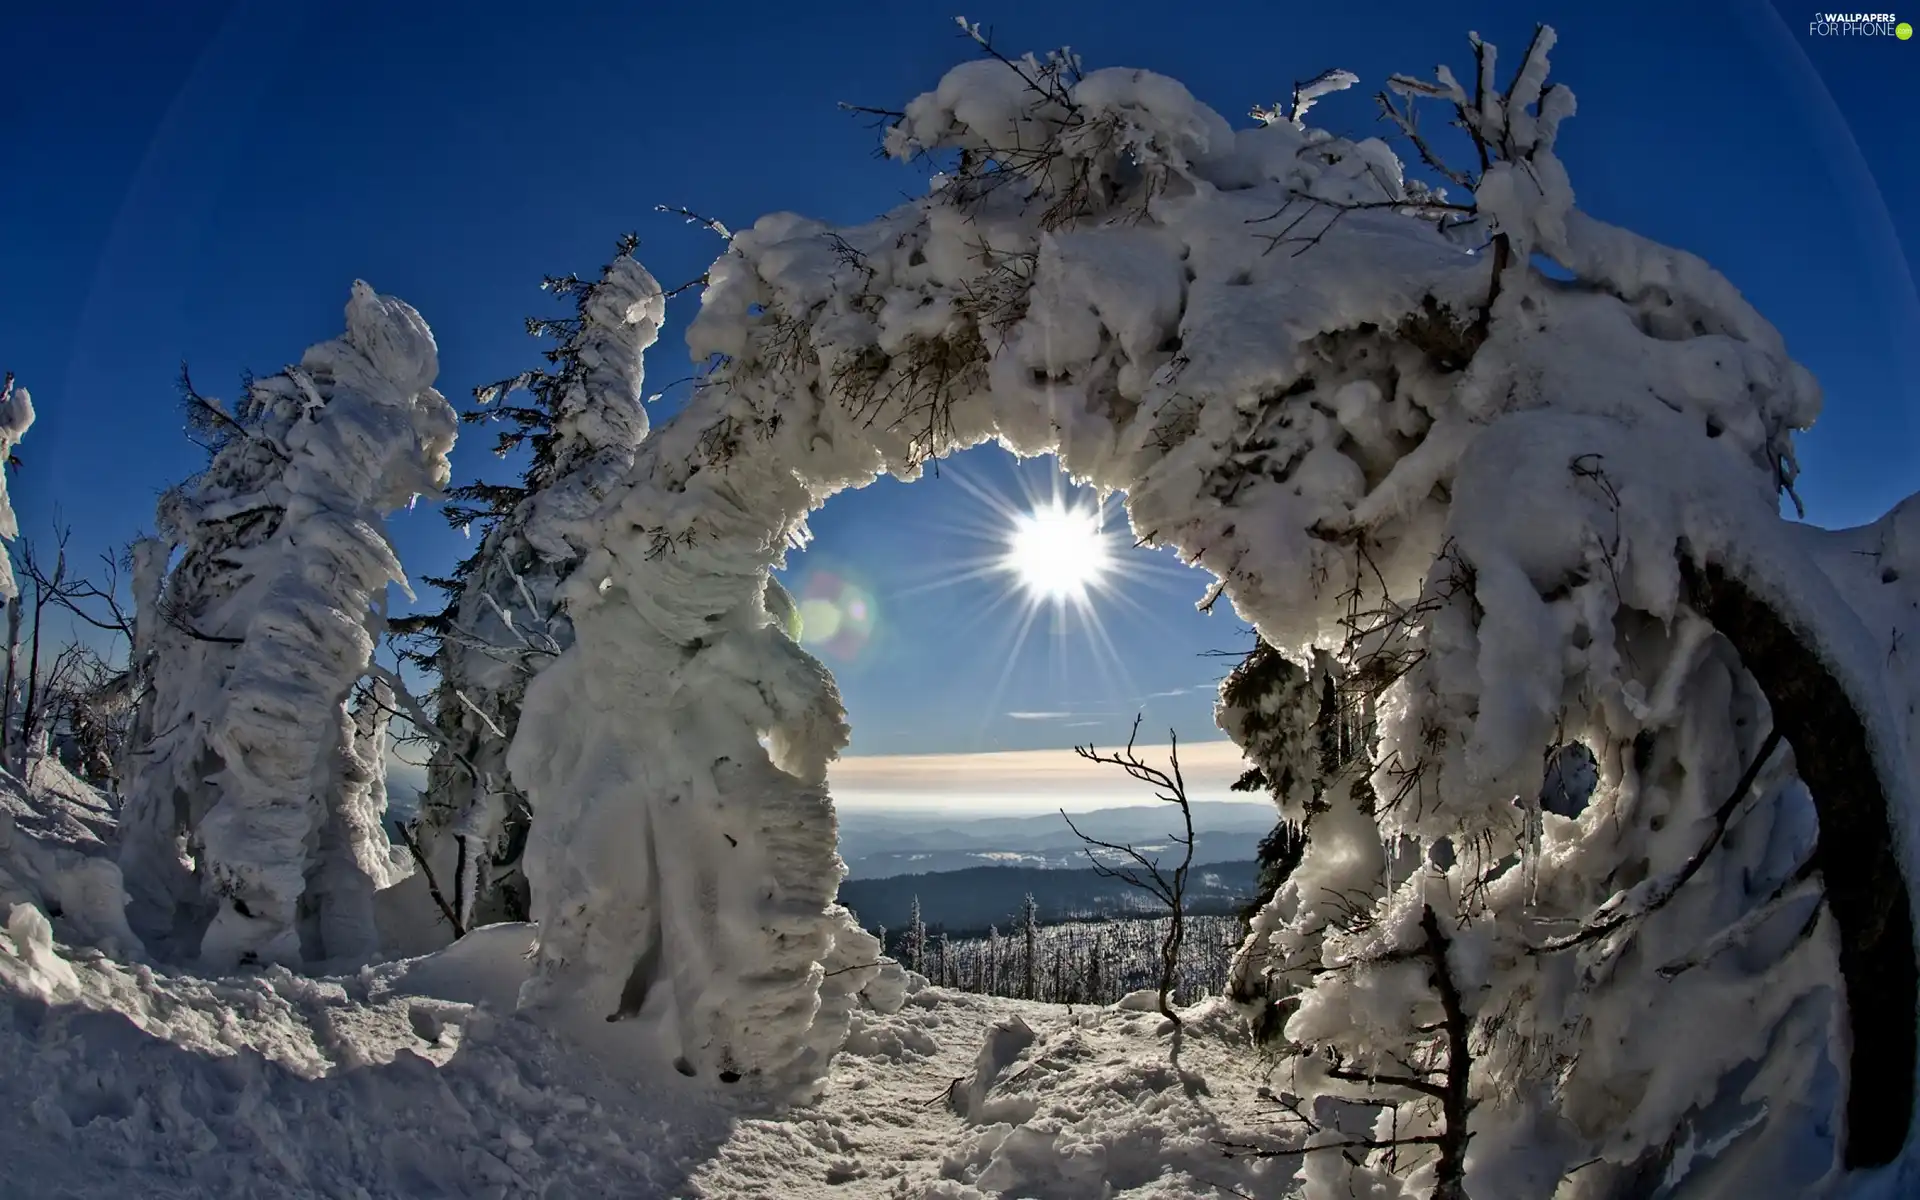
272 280 456 519
520 254 665 562
447 241 667 568
547 255 665 473
160 283 454 551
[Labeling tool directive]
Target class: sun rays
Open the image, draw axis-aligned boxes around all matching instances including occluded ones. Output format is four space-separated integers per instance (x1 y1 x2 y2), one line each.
876 452 1211 737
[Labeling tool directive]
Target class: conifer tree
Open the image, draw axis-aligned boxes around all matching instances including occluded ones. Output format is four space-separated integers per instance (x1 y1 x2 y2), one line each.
903 895 926 975
1020 892 1039 1000
392 237 664 933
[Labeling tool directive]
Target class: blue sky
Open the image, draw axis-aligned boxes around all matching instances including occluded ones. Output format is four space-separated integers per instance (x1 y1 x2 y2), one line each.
4 0 1915 762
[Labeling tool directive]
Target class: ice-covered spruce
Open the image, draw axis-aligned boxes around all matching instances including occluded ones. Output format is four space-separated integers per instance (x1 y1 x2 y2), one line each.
511 24 1919 1193
121 283 456 969
394 242 666 935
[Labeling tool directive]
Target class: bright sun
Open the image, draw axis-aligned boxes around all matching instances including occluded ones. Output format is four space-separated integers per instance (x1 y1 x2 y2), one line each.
882 455 1205 738
1004 500 1113 604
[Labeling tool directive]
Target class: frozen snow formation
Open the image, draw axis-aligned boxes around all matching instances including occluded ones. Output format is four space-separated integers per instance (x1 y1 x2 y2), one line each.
0 372 35 601
506 22 1920 1195
118 283 456 970
1 761 140 976
403 246 668 935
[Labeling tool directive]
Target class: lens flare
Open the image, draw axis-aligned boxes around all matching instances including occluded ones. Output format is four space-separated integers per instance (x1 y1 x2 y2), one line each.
794 570 877 663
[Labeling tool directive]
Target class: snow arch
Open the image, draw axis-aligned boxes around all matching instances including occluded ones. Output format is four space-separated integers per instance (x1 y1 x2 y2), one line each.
509 31 1920 1186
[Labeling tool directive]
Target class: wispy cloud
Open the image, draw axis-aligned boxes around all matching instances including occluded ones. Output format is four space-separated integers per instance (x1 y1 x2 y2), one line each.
1006 711 1075 721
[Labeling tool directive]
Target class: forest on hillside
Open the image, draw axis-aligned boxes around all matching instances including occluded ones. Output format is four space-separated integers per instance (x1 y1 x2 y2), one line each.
886 911 1245 1008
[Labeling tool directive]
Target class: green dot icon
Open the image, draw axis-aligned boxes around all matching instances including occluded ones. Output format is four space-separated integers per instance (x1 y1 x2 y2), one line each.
1899 21 1914 39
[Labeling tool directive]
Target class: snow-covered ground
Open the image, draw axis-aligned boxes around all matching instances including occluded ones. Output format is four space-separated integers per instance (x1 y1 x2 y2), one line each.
1 765 1290 1199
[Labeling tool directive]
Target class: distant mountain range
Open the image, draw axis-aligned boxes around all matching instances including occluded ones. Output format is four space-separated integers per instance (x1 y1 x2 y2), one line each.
835 801 1275 879
842 829 1262 878
377 789 1276 935
838 859 1261 936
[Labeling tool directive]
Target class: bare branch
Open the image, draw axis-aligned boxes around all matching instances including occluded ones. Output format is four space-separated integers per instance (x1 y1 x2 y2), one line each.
393 819 465 938
655 205 733 241
1064 715 1195 1054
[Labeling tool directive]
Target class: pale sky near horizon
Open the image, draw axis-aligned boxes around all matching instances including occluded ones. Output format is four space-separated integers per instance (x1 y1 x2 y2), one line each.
827 739 1264 813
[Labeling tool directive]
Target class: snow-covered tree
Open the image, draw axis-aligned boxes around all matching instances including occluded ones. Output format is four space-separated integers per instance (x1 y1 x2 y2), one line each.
902 894 927 975
505 24 1920 1192
118 366 306 948
391 237 665 935
1020 892 1039 999
0 372 36 766
119 283 456 967
0 373 33 608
